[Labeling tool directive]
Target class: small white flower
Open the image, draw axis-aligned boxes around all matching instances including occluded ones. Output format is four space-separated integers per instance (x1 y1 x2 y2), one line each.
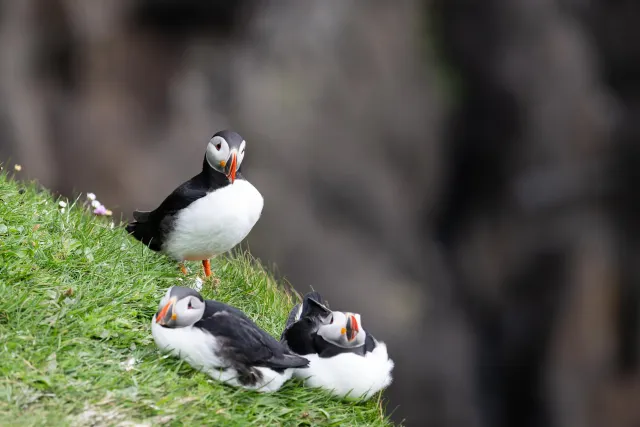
109 222 115 230
193 277 204 291
120 357 137 372
14 164 22 171
58 200 67 208
87 193 96 201
91 200 101 208
60 208 66 214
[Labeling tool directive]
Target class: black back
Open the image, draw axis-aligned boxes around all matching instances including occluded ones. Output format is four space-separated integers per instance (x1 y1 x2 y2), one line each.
125 158 244 251
196 300 308 371
281 316 319 355
280 291 330 343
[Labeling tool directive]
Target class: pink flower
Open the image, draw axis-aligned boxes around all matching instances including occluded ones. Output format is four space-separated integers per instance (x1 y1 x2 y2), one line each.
93 204 107 215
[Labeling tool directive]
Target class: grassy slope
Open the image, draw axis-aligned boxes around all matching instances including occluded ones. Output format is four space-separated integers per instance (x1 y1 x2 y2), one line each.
0 171 392 427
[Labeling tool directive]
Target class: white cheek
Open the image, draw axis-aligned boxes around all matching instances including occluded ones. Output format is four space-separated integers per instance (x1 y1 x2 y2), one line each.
208 146 224 162
320 325 341 342
206 137 231 167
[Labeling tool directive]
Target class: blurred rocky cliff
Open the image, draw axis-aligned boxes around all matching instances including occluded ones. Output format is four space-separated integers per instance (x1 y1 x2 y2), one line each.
0 1 638 426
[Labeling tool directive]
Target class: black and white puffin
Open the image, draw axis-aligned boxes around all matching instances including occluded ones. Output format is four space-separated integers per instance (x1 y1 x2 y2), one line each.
152 286 309 392
126 130 263 277
280 292 394 400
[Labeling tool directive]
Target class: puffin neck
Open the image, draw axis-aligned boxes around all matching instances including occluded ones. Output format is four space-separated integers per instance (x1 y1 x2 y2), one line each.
201 157 234 188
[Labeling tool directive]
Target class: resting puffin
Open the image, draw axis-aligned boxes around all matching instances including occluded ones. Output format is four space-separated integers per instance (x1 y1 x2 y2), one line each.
280 292 394 400
126 130 263 277
152 286 309 392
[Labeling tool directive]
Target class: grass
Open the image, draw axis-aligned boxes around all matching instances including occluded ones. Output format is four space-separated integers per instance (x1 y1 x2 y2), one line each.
0 169 393 426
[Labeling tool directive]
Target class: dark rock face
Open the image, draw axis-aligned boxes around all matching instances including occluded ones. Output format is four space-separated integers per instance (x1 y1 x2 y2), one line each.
0 1 638 426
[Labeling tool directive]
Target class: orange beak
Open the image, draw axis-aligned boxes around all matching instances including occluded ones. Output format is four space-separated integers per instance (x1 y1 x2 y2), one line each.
346 313 359 342
156 297 176 325
225 151 237 184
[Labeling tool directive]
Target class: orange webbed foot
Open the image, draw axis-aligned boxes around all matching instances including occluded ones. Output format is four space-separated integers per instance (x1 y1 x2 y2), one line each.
202 259 212 277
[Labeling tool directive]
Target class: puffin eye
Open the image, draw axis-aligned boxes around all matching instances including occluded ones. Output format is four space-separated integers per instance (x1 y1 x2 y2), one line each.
187 301 193 309
329 315 333 324
215 143 221 151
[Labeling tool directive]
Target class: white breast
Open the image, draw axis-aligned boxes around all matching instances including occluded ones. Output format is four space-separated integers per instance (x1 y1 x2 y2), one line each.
151 317 225 370
292 342 394 400
151 317 293 393
163 179 264 261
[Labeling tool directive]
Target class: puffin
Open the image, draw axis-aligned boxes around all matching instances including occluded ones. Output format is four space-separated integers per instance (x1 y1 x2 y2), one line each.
280 292 394 400
126 130 263 278
152 286 309 392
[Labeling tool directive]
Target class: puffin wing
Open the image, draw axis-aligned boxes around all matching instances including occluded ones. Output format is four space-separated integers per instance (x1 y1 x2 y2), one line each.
301 291 329 314
126 177 208 249
283 303 302 332
364 332 378 353
150 178 209 218
302 295 331 319
280 292 332 353
282 291 327 334
281 317 319 355
204 299 250 319
197 310 309 370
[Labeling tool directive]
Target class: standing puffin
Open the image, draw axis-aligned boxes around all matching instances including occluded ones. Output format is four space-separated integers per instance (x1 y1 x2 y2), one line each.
280 292 394 400
126 130 263 278
152 286 309 392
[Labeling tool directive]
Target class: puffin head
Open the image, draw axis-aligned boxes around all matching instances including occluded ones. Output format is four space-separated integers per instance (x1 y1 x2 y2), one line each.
155 286 206 328
317 311 366 348
205 130 246 184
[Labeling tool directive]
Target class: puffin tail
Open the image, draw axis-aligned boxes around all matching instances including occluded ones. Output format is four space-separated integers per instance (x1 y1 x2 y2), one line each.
288 354 310 369
132 210 151 222
126 210 151 235
268 354 310 370
125 210 162 251
125 222 136 234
